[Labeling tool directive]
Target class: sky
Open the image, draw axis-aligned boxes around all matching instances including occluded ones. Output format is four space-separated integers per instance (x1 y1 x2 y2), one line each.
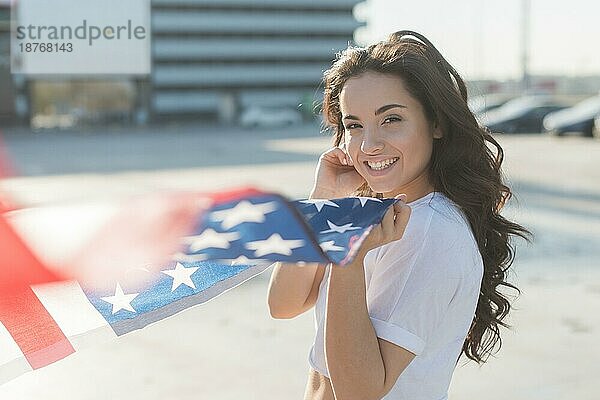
355 0 600 80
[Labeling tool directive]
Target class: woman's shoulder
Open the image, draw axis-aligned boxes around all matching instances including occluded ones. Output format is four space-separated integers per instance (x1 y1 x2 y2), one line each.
397 191 470 243
425 192 483 278
373 191 481 278
426 192 479 249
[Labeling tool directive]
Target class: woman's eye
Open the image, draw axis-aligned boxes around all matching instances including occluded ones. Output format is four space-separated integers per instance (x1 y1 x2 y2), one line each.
383 116 401 124
345 123 361 130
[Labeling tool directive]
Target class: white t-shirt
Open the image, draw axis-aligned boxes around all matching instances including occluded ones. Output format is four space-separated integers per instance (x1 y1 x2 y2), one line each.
308 191 484 400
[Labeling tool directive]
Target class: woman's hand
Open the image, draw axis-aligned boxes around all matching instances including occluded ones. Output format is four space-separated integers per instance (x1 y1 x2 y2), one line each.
309 143 366 199
357 194 412 257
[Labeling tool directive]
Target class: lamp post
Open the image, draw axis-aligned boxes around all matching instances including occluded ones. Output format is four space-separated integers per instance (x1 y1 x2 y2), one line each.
521 0 531 93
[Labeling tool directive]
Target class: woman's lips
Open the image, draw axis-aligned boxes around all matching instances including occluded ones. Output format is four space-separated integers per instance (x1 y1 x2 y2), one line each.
363 158 399 177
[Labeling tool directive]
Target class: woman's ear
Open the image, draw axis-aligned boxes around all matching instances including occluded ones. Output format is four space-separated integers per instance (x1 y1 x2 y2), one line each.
432 120 444 139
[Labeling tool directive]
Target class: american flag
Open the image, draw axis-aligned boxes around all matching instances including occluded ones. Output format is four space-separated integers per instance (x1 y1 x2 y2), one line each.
0 186 397 384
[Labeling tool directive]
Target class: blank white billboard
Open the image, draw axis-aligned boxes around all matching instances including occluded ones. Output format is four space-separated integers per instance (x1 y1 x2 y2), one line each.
11 0 151 75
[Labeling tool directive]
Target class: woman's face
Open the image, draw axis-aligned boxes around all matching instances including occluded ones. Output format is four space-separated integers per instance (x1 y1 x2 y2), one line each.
340 71 442 201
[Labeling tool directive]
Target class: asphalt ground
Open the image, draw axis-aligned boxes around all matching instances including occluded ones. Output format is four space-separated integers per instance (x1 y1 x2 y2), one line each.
0 122 598 399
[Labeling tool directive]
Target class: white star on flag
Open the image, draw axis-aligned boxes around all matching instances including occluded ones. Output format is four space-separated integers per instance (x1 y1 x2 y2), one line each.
356 197 383 206
320 240 345 252
183 228 241 252
210 200 278 230
298 199 340 212
245 233 305 257
161 262 199 291
320 220 362 234
226 255 268 265
172 252 208 263
100 283 139 315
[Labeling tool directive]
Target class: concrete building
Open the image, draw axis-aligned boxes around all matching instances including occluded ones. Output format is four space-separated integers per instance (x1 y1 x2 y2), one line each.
0 3 16 122
1 0 364 126
150 0 364 122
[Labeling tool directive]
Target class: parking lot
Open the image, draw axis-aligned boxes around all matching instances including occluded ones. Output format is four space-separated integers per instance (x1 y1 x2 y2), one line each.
0 122 599 399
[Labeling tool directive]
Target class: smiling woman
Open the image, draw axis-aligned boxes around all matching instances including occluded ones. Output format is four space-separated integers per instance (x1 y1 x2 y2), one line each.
339 73 443 197
268 30 533 400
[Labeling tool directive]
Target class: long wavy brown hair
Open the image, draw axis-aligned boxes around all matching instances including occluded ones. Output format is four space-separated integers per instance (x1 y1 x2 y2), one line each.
319 30 533 364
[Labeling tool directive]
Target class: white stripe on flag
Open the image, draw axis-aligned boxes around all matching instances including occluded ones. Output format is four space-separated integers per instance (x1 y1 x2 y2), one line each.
0 322 31 384
31 280 116 350
6 202 119 268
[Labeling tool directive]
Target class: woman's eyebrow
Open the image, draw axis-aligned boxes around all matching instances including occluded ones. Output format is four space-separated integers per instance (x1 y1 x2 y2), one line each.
343 103 407 120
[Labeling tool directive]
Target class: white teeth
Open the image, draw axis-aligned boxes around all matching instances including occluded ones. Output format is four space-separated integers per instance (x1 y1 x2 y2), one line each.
367 158 398 170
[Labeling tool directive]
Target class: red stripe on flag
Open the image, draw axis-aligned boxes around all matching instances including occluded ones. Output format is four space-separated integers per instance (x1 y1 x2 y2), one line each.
205 186 265 204
0 286 75 369
0 214 63 289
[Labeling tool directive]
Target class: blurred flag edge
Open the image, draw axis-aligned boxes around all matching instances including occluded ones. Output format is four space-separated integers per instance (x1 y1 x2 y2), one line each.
0 183 396 385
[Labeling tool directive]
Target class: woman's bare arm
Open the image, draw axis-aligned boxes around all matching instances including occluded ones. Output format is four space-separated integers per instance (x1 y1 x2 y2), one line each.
267 262 325 319
267 187 338 319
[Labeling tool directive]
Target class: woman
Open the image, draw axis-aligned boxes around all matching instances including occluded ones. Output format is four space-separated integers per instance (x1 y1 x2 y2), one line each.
267 30 532 400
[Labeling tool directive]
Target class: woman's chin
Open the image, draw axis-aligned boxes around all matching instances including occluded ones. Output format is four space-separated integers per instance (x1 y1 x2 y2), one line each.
364 183 396 196
357 172 400 196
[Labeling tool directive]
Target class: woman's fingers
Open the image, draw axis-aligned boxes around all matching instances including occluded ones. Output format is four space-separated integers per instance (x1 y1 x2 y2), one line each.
334 143 352 166
320 144 354 168
379 198 411 242
362 197 412 254
323 146 348 166
381 205 395 238
393 201 411 239
341 143 353 166
339 148 348 165
394 193 407 202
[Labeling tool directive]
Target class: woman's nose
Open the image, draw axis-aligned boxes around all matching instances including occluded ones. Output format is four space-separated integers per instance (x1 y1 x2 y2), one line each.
360 132 384 154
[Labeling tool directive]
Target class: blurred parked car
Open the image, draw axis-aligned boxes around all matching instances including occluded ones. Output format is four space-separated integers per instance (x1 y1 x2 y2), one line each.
481 95 569 134
468 94 513 115
239 106 303 128
543 95 600 137
593 115 600 139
